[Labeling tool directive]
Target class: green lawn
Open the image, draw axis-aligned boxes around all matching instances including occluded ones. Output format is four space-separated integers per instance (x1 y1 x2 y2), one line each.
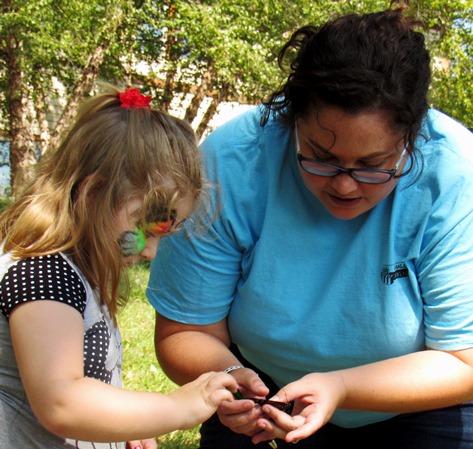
119 263 201 448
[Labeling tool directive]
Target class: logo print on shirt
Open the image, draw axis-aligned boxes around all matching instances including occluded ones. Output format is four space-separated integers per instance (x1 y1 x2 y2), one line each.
381 262 408 285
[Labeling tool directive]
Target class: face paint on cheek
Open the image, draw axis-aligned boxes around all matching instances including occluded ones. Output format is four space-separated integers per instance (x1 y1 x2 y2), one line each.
119 228 147 257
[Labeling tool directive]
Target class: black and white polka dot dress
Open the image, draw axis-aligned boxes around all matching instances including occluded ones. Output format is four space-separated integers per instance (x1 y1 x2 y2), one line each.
0 252 123 449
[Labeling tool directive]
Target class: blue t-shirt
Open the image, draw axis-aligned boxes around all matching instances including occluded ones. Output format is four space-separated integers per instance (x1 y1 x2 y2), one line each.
147 107 473 428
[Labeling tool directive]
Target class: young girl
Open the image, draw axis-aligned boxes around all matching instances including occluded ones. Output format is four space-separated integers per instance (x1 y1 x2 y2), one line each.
0 86 238 449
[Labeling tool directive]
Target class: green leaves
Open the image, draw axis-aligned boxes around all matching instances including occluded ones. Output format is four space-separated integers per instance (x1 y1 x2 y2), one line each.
1 0 472 193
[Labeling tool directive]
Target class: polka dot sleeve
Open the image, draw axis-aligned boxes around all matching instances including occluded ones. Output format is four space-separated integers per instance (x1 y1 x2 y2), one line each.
0 253 87 319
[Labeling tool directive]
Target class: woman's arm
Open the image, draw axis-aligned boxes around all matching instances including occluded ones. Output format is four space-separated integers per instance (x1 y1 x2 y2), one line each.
154 312 237 384
154 311 272 436
254 347 473 444
335 347 473 412
154 312 269 396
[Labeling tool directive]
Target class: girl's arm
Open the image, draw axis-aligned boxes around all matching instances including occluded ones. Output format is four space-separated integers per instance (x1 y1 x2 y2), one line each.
10 300 237 442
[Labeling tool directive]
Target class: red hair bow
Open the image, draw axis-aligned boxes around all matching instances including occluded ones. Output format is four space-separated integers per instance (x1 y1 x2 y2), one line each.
119 88 152 109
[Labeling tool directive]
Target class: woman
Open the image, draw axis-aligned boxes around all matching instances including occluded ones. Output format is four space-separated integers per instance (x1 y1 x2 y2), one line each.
147 5 473 449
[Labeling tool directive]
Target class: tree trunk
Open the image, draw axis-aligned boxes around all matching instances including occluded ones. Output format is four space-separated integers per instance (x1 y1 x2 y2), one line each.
48 44 106 152
196 84 229 141
184 71 212 124
5 31 36 196
161 2 177 111
49 4 125 151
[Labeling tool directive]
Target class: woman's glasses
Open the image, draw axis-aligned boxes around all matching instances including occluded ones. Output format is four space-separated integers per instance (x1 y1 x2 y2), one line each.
295 122 406 184
119 210 186 257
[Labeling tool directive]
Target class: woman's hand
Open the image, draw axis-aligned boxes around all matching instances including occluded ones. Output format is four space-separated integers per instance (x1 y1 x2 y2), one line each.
252 372 346 444
217 367 270 436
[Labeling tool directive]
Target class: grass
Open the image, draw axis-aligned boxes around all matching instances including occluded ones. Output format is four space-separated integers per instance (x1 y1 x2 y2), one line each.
119 262 201 448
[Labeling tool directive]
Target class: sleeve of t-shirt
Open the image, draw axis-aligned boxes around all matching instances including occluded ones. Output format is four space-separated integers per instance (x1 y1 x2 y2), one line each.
0 253 87 320
419 194 473 350
147 220 242 325
146 121 252 324
416 116 473 350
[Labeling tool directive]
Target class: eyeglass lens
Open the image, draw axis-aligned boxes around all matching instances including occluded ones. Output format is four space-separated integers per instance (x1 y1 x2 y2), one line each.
295 122 406 184
299 159 395 183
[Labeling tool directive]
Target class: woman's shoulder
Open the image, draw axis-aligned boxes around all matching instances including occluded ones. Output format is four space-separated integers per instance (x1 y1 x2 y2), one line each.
421 110 473 159
201 106 287 154
413 110 473 184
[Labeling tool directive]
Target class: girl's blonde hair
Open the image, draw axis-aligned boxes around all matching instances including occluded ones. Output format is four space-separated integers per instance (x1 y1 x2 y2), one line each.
0 84 204 322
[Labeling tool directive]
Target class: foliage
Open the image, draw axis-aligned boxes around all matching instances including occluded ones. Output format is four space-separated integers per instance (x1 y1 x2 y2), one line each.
0 0 472 193
417 0 473 128
0 0 144 193
0 195 12 212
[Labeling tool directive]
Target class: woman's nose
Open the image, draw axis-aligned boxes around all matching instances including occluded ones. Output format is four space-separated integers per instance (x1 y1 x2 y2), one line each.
330 172 359 195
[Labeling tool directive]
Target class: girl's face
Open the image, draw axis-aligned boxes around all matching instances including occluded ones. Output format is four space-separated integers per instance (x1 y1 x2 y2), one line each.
296 108 407 220
115 195 194 265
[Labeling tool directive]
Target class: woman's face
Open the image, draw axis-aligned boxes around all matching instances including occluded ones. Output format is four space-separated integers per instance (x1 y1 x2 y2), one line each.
115 195 194 265
296 108 407 220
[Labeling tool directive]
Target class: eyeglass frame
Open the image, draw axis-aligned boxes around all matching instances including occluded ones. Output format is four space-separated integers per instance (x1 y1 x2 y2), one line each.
295 121 407 185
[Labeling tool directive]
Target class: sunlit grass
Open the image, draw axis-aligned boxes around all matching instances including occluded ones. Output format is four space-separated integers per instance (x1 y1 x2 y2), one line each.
119 262 201 448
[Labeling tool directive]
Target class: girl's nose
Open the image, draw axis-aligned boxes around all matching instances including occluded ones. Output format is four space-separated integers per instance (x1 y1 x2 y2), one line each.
139 236 159 261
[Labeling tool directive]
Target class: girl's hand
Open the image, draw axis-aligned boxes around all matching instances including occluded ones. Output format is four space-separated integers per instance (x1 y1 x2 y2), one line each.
126 438 157 449
169 371 240 430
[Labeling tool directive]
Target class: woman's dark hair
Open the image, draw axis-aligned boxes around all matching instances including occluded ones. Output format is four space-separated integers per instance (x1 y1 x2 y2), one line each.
261 6 431 153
